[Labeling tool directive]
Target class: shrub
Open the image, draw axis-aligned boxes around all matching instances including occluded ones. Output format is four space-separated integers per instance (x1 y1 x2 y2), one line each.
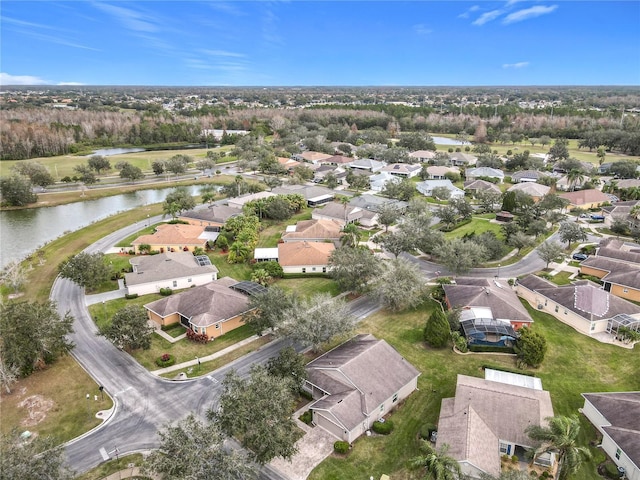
419 423 437 440
257 260 284 278
452 332 468 353
300 389 313 401
186 329 208 343
155 353 176 368
299 410 312 425
468 345 515 353
372 420 394 435
424 309 451 348
511 454 519 463
159 287 173 296
334 441 350 454
603 462 621 479
125 293 139 299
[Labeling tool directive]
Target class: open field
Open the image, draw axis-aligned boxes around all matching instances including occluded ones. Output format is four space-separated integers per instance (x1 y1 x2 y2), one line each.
443 215 504 240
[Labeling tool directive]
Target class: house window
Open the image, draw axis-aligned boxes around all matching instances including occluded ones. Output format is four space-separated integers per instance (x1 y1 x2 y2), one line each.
564 309 568 315
555 305 559 313
322 267 327 273
312 267 316 272
379 404 384 413
173 280 177 287
188 277 192 283
544 300 547 306
616 448 621 460
499 442 509 454
392 393 398 403
623 288 629 293
302 268 306 273
590 323 596 331
215 324 220 329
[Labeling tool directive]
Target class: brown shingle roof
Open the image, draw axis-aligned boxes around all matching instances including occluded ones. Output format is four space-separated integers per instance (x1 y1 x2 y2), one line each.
277 241 335 267
281 219 343 242
558 188 610 206
132 224 207 247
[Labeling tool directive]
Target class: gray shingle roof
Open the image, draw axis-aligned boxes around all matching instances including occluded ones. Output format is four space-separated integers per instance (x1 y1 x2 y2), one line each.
126 252 218 287
180 205 242 224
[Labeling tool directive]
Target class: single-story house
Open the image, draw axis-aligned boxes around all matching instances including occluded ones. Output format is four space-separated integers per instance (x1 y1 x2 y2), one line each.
552 160 594 174
312 201 363 226
602 200 640 228
436 371 555 479
254 247 279 262
511 170 549 183
278 157 301 172
348 194 408 213
226 191 276 209
179 205 242 229
408 150 436 163
555 174 591 192
319 155 353 166
125 252 218 296
416 180 465 199
293 151 334 164
304 334 420 443
581 392 640 480
313 165 347 184
381 163 421 178
277 241 335 274
558 189 611 211
369 172 400 192
423 165 460 180
516 275 640 337
348 158 386 172
506 182 550 202
271 185 341 206
611 179 640 190
465 167 504 183
464 179 502 196
449 152 478 167
131 224 216 254
281 219 343 243
144 277 260 338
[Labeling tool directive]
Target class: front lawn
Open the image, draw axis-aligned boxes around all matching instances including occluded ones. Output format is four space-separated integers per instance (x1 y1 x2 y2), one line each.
443 216 504 240
276 276 340 297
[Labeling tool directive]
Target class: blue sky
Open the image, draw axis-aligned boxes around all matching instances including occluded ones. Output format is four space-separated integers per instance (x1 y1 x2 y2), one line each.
1 1 639 86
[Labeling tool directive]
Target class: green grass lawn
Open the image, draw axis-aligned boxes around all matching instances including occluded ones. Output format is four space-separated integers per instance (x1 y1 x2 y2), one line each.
207 251 253 281
309 297 640 480
443 216 504 240
115 224 158 247
75 454 145 480
547 271 574 285
276 276 340 298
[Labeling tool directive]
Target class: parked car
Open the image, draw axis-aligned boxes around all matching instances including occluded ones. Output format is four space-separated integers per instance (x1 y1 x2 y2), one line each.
572 253 588 261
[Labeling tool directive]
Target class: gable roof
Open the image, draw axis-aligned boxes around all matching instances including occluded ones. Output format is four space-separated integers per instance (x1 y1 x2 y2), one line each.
463 179 502 194
426 165 460 177
581 256 640 290
307 334 420 430
349 158 386 171
348 194 408 211
144 277 251 327
312 202 363 222
321 155 353 165
449 152 478 163
132 223 208 247
511 170 548 182
466 167 505 179
381 163 421 174
126 252 218 286
271 184 340 200
507 182 550 197
179 205 242 224
226 191 276 208
409 150 436 160
298 151 334 163
558 189 610 206
281 219 343 242
277 241 335 267
596 238 640 265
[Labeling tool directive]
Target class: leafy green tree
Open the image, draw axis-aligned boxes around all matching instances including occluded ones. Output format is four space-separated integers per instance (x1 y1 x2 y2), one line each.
423 309 451 348
397 132 436 151
549 138 570 161
341 222 362 247
144 414 256 480
558 221 587 247
0 175 37 206
537 241 564 268
100 305 154 351
151 160 165 175
0 431 74 480
328 246 380 293
118 162 144 182
195 158 216 174
431 186 451 201
450 197 473 220
566 169 585 191
200 184 218 205
12 161 55 187
209 366 299 464
324 172 339 189
292 164 314 181
250 268 271 286
87 155 111 174
244 287 296 335
264 196 294 221
609 160 638 179
382 177 415 201
59 251 111 290
376 203 401 233
409 441 462 480
508 231 534 254
514 326 547 368
0 300 74 379
526 415 591 480
436 205 458 229
73 164 98 184
346 171 370 191
501 190 517 213
375 230 412 258
165 154 191 174
437 238 487 276
373 258 425 312
163 187 196 218
469 232 507 261
228 241 251 263
475 190 502 213
266 346 308 394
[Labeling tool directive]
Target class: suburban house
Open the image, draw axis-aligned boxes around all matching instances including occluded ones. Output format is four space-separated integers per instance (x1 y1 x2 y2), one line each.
416 179 465 199
281 219 343 243
601 200 640 229
516 275 640 337
443 278 533 346
581 392 640 480
348 158 386 172
319 155 353 166
611 178 640 190
506 182 550 202
436 371 555 479
408 150 436 163
143 277 260 338
465 167 504 183
277 157 300 172
303 334 420 443
348 194 408 213
555 174 591 192
179 205 242 229
226 191 276 209
599 162 615 174
131 224 216 254
449 152 477 167
125 252 218 296
277 241 335 274
381 163 421 178
423 165 460 180
552 160 594 174
313 165 348 184
369 172 399 192
511 170 549 183
464 179 502 196
558 189 611 211
271 185 339 208
294 151 334 164
312 201 363 226
580 238 640 302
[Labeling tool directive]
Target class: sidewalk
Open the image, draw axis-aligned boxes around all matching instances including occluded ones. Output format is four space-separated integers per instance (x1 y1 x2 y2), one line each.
85 280 127 306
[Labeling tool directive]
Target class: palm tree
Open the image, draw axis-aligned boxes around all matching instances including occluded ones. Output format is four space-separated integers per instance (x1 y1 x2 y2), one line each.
341 223 362 248
340 196 350 223
525 415 591 480
566 169 585 192
409 441 462 480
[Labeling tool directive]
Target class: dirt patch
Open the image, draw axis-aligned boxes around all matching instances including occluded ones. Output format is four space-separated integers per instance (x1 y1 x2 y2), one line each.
18 395 54 427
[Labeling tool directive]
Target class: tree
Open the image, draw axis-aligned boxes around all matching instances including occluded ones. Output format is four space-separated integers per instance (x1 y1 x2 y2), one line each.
609 160 638 179
209 366 299 464
100 305 154 351
266 346 308 394
558 221 587 247
501 190 517 213
376 203 401 232
341 222 362 247
12 161 55 187
151 160 165 175
475 190 502 213
450 197 473 220
537 241 564 268
437 238 487 276
165 154 191 174
423 309 451 348
596 146 606 166
373 258 425 312
539 135 552 147
163 186 196 218
436 205 458 230
431 186 451 201
514 326 547 368
144 414 256 480
87 155 111 174
264 196 294 221
525 415 591 480
0 175 37 206
200 184 218 205
549 138 570 161
328 246 380 293
118 162 144 182
346 171 370 191
375 229 412 258
279 293 355 352
195 158 216 174
610 217 630 236
59 251 111 290
244 287 296 335
73 164 98 184
0 431 74 480
409 441 462 480
566 169 585 191
382 177 415 201
0 300 74 379
250 268 271 286
508 231 534 254
324 172 339 189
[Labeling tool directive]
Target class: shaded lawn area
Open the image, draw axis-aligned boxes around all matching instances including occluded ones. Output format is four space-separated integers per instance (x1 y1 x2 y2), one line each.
546 270 574 285
257 209 314 248
88 293 164 331
276 276 340 298
207 250 253 281
443 216 504 240
115 224 158 248
309 298 640 480
87 253 136 294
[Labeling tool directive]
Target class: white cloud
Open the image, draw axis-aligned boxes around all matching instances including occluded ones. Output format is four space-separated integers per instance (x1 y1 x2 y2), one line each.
458 5 480 19
93 3 159 33
413 24 433 35
201 49 246 58
0 73 49 85
503 61 530 69
472 9 503 26
503 5 558 24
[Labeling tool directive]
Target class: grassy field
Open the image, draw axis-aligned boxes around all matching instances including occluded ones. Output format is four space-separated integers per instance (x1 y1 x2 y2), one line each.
443 216 504 240
75 454 145 480
277 276 340 297
308 297 640 480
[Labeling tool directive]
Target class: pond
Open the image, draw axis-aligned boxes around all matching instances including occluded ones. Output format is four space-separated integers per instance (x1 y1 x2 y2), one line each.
88 148 146 156
432 136 471 146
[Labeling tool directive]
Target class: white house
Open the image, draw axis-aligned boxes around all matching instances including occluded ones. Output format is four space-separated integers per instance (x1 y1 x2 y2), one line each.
465 167 505 183
416 179 465 199
381 163 421 178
